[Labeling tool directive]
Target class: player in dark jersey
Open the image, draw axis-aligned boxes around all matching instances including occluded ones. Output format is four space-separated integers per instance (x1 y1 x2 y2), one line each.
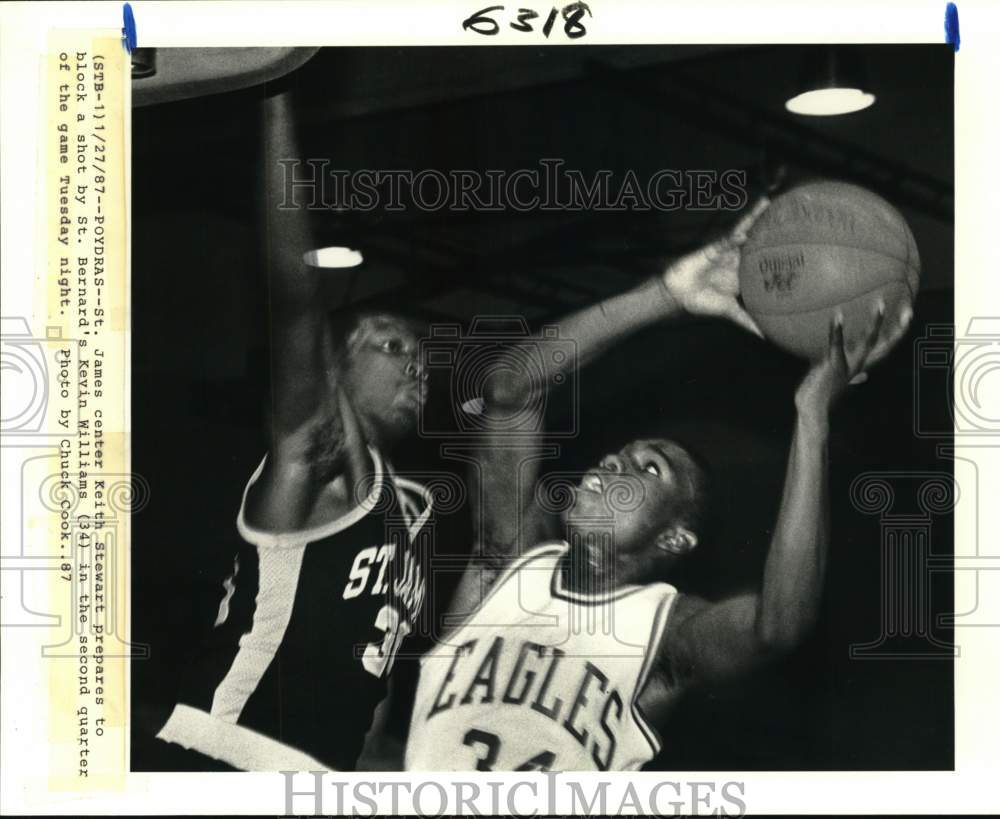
152 77 433 771
405 218 912 771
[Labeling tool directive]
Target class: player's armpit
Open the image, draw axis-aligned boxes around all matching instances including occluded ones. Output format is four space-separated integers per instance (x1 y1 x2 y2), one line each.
435 558 512 644
657 592 783 689
438 503 555 642
445 561 502 623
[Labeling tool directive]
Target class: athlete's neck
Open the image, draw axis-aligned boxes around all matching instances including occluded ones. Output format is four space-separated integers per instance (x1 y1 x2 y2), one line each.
562 527 639 594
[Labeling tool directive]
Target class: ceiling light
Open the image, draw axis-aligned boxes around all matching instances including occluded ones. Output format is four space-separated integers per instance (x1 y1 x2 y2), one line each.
304 246 364 268
785 47 875 117
786 87 875 116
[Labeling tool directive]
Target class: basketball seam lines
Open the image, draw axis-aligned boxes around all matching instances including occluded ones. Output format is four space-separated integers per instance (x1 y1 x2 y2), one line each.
748 278 915 318
745 240 916 268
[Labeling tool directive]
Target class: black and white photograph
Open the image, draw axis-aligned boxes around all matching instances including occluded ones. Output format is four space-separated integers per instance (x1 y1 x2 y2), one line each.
126 41 955 777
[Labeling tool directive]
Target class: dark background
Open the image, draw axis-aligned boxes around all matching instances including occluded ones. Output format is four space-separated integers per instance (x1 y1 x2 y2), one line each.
131 45 954 770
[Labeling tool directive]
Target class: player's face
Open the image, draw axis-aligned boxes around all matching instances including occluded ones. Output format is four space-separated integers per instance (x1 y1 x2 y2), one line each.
343 318 428 443
563 439 699 557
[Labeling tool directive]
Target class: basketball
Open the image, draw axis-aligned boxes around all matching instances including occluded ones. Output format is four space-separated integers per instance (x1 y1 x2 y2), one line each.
738 181 920 361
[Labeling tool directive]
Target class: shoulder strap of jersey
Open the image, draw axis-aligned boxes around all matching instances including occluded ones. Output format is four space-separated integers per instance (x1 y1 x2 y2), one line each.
235 446 386 548
484 540 567 603
235 456 277 546
429 541 567 657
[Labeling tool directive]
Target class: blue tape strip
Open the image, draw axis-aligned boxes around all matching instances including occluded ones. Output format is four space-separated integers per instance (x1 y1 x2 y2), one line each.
122 2 137 53
945 2 960 52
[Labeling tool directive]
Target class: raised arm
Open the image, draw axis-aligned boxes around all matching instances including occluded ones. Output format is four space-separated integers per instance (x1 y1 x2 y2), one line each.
656 305 910 691
507 196 770 385
243 80 375 531
261 84 332 439
446 201 769 627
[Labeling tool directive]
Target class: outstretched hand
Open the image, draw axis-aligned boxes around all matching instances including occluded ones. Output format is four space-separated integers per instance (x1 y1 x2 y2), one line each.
661 197 770 336
794 301 910 418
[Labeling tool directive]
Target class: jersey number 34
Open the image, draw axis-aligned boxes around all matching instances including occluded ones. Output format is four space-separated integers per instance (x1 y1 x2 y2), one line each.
463 729 556 771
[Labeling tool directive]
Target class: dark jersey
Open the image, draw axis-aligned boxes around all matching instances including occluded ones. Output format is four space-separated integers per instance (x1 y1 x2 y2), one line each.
157 447 432 771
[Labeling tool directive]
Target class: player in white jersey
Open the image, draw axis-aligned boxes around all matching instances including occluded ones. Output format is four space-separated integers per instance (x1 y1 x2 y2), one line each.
408 541 675 770
405 207 910 771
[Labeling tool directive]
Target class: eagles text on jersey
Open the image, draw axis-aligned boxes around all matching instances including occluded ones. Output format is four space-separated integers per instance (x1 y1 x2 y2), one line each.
405 542 675 772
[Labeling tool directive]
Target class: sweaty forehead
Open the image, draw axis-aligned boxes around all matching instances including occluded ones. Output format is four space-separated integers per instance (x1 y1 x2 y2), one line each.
624 438 686 461
351 314 423 346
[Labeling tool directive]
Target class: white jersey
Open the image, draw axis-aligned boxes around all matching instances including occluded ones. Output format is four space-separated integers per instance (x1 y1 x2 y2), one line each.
405 542 677 772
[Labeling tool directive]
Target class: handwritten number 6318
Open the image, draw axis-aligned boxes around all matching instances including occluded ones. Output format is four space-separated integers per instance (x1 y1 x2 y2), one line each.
463 3 592 39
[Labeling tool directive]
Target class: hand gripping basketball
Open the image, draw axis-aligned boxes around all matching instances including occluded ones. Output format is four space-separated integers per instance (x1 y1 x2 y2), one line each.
660 197 771 337
794 302 899 415
737 181 920 362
